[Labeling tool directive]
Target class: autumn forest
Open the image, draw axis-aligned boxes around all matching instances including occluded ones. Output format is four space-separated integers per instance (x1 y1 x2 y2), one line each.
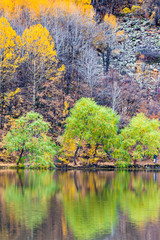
0 0 160 167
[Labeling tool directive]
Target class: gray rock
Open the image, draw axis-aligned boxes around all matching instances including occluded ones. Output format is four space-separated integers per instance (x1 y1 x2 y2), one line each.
109 15 160 89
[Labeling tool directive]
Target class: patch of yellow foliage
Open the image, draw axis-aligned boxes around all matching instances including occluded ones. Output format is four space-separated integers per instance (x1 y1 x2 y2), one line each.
3 88 22 117
61 137 106 164
21 24 64 82
62 138 77 158
122 5 141 14
0 16 21 72
63 101 69 116
122 7 131 14
104 14 117 28
116 30 124 36
0 0 93 20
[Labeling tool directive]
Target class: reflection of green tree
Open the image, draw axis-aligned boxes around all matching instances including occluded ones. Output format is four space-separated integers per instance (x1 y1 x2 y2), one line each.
120 175 160 226
63 190 118 240
112 172 160 226
58 172 118 240
3 170 57 230
60 171 160 239
111 171 131 193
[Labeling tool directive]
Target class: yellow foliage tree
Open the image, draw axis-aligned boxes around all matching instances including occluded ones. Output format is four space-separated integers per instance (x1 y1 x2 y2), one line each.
0 16 22 129
22 24 65 110
0 0 93 20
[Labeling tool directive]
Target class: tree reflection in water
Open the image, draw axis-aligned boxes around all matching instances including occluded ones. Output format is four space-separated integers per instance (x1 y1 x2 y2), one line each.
0 170 160 240
58 171 160 240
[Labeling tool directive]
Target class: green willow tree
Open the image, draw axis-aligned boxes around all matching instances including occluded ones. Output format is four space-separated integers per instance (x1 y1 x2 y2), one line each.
3 111 57 167
113 113 160 164
63 98 119 164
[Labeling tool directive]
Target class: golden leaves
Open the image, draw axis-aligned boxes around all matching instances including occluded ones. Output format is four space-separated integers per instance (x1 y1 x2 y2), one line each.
0 0 93 20
63 101 69 116
22 24 56 58
22 23 65 82
104 14 117 28
0 17 22 81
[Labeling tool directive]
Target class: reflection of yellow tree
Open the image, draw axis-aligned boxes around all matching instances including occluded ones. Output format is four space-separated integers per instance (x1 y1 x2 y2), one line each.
3 170 57 230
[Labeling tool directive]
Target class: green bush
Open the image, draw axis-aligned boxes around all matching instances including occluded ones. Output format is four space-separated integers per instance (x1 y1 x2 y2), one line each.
4 111 57 167
113 113 160 162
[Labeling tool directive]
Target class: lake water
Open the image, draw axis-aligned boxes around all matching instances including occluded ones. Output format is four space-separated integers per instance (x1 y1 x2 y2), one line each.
0 170 159 240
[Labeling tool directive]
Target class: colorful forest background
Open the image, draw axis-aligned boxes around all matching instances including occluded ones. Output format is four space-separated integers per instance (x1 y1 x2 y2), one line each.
0 0 160 164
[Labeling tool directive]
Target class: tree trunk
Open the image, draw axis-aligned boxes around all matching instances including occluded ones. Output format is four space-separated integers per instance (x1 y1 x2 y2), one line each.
0 92 4 130
105 45 111 73
17 170 24 195
17 148 24 166
74 172 79 191
33 60 36 111
0 72 5 129
93 144 99 159
133 159 137 166
74 146 79 165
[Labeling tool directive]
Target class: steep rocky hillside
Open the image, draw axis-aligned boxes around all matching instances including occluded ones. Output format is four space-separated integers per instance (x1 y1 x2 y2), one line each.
111 16 160 86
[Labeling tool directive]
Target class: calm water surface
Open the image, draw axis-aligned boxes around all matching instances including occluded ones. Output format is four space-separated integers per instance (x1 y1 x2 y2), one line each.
0 170 159 240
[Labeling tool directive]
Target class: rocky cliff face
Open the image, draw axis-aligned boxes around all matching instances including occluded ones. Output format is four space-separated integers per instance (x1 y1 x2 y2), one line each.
110 16 160 91
91 0 160 25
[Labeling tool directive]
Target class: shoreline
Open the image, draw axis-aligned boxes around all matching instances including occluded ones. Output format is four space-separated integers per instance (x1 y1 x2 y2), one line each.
0 162 160 170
